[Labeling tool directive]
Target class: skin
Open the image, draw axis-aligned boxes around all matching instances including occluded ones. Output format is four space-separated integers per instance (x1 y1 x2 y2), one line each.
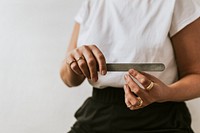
60 23 107 87
60 17 200 110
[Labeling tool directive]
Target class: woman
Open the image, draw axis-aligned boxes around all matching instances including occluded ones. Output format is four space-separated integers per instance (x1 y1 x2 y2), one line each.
60 0 200 132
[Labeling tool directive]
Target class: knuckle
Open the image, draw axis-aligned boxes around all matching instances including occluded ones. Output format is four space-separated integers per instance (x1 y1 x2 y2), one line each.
127 97 132 101
66 52 72 58
91 44 97 48
141 78 149 85
81 44 87 48
132 100 138 106
73 48 80 54
70 63 77 70
79 62 86 68
129 100 137 106
87 59 96 66
134 88 140 95
126 94 132 99
81 45 89 50
71 65 81 75
139 77 146 84
97 53 105 60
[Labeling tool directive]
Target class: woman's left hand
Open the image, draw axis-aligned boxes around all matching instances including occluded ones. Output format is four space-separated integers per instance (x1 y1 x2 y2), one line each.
124 69 171 110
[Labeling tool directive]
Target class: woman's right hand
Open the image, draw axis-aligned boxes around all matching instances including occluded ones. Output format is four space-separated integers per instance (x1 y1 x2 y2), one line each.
66 44 107 82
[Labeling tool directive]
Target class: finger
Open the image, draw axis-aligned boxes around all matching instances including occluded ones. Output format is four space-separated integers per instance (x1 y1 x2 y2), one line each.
66 55 76 66
141 71 160 83
89 45 107 75
125 97 132 108
74 53 90 79
123 84 138 107
66 54 82 75
124 74 145 96
129 97 144 110
70 61 83 75
128 69 154 90
66 52 75 65
81 46 98 82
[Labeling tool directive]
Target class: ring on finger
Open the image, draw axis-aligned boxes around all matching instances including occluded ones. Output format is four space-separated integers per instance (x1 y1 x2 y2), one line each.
76 56 85 62
146 81 154 91
67 60 76 66
136 97 143 107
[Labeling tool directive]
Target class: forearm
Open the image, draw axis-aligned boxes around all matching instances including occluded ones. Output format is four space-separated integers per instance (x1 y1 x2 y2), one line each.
168 74 200 101
60 59 85 87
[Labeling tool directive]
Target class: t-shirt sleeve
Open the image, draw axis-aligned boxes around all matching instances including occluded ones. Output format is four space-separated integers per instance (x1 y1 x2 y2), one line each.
74 0 90 24
169 0 200 37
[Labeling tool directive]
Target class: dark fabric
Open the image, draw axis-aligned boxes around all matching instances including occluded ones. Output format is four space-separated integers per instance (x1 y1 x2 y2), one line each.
68 87 194 133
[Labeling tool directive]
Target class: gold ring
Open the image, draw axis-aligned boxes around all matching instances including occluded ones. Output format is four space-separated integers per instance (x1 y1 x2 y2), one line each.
146 81 154 91
137 97 143 107
67 60 76 66
76 56 85 62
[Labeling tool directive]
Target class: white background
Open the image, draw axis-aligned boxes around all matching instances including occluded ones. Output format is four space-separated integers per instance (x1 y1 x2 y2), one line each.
0 0 200 133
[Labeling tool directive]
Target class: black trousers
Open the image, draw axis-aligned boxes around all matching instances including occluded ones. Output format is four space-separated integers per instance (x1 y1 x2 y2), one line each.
68 87 194 133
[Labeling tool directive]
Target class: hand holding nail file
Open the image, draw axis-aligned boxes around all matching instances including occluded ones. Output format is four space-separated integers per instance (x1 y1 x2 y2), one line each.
106 63 165 72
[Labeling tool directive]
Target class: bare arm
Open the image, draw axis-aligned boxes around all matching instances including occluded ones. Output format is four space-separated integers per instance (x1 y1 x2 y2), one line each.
60 23 85 87
169 17 200 101
123 18 200 110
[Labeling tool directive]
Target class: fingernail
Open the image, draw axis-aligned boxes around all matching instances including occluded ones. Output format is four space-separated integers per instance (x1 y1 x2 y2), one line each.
129 69 136 76
92 77 98 82
101 70 106 75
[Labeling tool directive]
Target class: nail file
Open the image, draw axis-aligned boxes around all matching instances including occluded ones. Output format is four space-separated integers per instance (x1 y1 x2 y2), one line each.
106 63 165 72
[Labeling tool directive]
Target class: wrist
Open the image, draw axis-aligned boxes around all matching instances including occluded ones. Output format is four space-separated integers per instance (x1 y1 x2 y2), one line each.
157 85 177 103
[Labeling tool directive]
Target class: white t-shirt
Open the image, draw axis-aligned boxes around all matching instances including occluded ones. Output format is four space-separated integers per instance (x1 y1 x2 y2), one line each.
75 0 200 89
